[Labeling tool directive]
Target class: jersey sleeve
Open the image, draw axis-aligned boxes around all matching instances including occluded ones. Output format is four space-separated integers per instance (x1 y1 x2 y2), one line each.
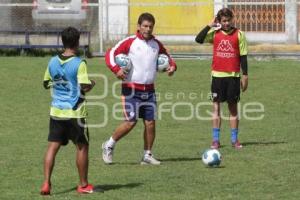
77 61 91 84
43 65 53 89
238 31 248 56
155 39 177 70
43 67 51 81
204 29 216 43
105 36 135 74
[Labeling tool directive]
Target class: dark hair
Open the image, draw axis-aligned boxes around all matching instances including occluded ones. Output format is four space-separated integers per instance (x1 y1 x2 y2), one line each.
216 8 234 21
61 27 80 49
138 12 155 25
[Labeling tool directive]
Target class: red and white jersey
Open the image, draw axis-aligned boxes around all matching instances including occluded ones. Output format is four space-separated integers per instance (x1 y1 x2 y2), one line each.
105 32 176 88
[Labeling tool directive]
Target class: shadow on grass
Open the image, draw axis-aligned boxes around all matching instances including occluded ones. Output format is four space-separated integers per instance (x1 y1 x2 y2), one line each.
241 141 286 146
160 157 200 162
111 161 140 165
205 165 226 169
55 186 77 195
55 182 143 194
103 157 200 165
94 183 143 192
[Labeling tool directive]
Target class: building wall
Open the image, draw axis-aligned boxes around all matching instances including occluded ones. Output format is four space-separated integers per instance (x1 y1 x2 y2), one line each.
129 0 213 35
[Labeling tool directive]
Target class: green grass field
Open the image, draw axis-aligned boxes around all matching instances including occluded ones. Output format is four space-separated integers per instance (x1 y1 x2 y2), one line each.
0 57 299 200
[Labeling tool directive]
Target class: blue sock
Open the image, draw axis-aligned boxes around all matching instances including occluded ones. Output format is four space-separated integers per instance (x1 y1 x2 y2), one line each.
231 128 238 143
212 128 220 141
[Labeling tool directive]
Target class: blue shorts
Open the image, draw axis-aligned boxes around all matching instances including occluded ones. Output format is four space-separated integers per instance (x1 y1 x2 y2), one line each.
121 87 157 121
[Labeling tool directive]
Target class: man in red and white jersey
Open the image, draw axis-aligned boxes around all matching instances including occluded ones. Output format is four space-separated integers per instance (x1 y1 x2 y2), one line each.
102 12 177 165
195 8 249 150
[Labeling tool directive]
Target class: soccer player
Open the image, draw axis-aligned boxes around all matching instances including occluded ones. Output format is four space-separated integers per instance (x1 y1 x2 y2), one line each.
195 8 248 149
40 27 95 195
102 12 177 165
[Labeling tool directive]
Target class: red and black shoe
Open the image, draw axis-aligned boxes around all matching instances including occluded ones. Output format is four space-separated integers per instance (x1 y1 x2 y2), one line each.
232 140 243 149
210 140 220 149
77 184 94 194
40 182 51 195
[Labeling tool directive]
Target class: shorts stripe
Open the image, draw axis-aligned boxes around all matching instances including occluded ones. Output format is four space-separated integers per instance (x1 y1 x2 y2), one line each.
121 95 130 121
82 120 89 142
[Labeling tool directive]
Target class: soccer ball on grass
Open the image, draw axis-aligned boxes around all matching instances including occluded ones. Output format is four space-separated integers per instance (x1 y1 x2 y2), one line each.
201 149 222 167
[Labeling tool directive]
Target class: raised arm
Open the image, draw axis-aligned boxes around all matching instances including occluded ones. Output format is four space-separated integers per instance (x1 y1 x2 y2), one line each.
195 18 218 44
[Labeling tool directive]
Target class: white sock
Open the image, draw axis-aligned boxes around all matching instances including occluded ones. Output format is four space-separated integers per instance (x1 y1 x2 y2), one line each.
144 150 152 156
106 137 116 148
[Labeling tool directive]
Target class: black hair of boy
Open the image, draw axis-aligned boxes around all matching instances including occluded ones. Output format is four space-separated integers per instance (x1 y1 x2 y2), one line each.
61 27 80 49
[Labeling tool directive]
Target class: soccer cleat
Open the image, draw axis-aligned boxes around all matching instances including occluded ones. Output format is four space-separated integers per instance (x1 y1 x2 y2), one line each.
232 140 243 149
77 184 94 194
141 154 161 165
40 182 51 195
210 140 221 149
102 142 114 164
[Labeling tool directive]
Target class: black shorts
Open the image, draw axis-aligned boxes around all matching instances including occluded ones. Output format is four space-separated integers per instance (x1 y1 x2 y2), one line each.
48 117 89 146
211 77 240 103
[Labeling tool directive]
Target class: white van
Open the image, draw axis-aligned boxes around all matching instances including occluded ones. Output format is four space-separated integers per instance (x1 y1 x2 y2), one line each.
32 0 88 27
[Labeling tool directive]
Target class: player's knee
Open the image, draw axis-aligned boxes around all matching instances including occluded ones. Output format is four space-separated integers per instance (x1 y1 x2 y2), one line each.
124 121 137 129
76 143 89 151
144 120 155 127
228 104 238 116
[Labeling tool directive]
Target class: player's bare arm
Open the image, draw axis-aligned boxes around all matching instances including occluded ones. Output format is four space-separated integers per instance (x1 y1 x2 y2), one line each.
166 65 176 76
115 69 127 80
240 55 248 92
241 75 248 92
80 79 95 93
43 80 52 89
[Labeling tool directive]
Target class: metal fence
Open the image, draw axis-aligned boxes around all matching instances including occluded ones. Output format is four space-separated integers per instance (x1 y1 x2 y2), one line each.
0 0 299 55
228 0 286 32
